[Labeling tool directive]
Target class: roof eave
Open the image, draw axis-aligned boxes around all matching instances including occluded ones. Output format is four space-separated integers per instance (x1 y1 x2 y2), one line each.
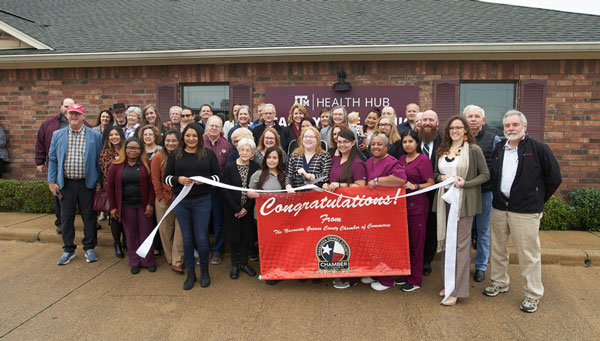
0 42 599 69
0 20 53 50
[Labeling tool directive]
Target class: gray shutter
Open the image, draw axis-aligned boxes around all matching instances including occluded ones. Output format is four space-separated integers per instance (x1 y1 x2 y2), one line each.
433 80 459 127
156 83 178 123
519 80 546 141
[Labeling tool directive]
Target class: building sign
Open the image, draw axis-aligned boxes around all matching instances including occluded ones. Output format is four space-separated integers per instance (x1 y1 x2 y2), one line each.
265 86 419 126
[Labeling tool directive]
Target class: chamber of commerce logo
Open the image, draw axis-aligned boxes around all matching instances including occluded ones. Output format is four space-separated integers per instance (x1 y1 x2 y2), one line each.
315 235 350 272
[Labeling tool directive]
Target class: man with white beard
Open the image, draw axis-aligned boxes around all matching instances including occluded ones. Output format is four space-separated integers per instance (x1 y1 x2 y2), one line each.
483 110 561 314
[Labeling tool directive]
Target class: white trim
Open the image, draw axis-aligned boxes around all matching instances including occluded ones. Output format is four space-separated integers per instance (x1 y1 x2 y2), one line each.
0 42 599 67
0 20 53 50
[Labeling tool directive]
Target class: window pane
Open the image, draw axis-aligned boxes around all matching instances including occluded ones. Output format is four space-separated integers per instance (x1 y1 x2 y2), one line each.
182 84 230 114
459 83 515 136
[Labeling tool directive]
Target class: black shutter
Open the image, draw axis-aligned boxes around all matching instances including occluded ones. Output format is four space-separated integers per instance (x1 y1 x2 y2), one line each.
519 80 546 141
156 83 178 123
433 80 459 127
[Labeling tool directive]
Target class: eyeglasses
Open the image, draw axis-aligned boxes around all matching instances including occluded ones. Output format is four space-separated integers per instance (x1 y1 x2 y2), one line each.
126 147 142 150
379 123 392 127
303 136 317 140
181 114 193 118
264 137 276 141
337 140 352 145
449 126 464 131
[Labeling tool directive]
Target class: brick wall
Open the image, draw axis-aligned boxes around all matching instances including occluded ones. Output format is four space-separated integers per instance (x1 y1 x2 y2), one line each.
0 59 598 195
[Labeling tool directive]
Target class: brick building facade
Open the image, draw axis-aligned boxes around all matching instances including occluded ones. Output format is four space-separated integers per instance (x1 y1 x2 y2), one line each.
0 59 598 195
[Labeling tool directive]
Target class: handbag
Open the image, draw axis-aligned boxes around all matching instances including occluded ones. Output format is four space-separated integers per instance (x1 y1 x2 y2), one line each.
92 190 110 213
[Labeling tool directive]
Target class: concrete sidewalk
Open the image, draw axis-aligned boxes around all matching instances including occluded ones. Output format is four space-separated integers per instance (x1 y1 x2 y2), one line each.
0 212 598 266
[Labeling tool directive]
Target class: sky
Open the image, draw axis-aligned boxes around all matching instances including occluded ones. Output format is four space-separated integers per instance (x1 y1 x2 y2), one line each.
482 0 600 16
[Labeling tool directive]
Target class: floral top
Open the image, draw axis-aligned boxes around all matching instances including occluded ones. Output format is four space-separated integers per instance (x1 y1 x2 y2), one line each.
99 149 119 187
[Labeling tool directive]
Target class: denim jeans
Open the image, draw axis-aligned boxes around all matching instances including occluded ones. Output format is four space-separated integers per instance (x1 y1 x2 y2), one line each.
472 191 493 271
174 194 212 269
210 189 224 254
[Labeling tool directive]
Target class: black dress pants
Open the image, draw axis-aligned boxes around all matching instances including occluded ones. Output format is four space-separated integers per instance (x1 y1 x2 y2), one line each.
60 179 97 252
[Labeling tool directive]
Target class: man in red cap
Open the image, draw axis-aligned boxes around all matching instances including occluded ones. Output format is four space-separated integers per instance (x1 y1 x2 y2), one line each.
48 103 103 265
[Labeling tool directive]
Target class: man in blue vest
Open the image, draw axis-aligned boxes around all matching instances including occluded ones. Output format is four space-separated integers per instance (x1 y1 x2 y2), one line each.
48 104 102 265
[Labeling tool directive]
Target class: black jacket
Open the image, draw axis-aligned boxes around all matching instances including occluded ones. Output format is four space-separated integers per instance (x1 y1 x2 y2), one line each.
252 123 282 145
491 136 562 213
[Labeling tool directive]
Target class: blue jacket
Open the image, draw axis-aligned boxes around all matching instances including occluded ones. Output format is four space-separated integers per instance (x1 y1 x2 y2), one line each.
48 126 102 190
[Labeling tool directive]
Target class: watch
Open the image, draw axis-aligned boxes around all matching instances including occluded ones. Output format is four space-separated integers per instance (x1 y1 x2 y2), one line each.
374 177 379 185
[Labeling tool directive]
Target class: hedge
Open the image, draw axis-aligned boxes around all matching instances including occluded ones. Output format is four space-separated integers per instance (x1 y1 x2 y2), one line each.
0 179 598 230
0 179 55 213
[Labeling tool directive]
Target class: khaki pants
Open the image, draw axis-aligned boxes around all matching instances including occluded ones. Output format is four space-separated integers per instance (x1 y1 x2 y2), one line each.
156 198 184 267
490 209 544 299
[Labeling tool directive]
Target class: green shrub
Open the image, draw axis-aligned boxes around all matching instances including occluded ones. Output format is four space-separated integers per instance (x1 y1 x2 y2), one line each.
541 196 572 230
569 188 600 231
0 179 55 213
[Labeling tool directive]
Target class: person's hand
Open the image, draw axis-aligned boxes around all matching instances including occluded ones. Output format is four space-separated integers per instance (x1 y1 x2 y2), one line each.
322 183 330 191
193 179 203 185
235 208 248 219
297 168 308 178
95 183 101 192
329 182 340 191
247 190 259 199
405 182 416 190
36 164 47 173
367 180 377 189
110 208 118 219
145 205 154 217
286 185 295 193
454 176 465 188
359 143 367 152
48 183 62 199
178 176 193 186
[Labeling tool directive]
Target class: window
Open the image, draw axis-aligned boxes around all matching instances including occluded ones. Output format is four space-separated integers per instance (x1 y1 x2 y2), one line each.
459 82 516 136
181 84 230 116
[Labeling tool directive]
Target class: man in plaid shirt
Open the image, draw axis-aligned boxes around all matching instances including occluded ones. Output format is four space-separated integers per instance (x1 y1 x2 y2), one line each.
48 104 102 265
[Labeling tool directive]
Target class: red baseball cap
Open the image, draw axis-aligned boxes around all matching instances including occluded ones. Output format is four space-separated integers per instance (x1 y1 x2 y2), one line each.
67 103 85 114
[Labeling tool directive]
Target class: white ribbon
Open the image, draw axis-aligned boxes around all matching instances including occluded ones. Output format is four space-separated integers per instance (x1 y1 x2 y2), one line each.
136 175 455 259
441 184 460 304
136 176 318 258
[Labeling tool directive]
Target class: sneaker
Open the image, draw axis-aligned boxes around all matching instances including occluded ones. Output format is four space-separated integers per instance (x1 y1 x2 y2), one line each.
401 283 421 292
483 284 509 297
98 212 106 221
333 278 350 289
395 277 406 286
57 252 76 265
211 253 222 265
520 297 539 313
360 277 376 284
84 249 98 263
371 281 393 291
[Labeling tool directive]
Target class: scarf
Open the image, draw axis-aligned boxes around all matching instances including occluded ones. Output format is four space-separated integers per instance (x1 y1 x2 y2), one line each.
435 142 470 253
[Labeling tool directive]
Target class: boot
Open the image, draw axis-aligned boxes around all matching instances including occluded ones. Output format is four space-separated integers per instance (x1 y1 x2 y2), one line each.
230 253 239 279
114 242 124 259
183 269 196 290
200 266 211 287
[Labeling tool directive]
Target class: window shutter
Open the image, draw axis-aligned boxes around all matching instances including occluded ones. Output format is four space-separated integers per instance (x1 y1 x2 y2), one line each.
519 80 546 141
433 80 459 127
156 83 178 123
229 82 253 108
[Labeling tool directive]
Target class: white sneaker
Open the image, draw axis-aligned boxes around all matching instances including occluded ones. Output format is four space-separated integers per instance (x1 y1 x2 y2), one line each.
361 277 376 284
98 212 106 221
371 281 393 291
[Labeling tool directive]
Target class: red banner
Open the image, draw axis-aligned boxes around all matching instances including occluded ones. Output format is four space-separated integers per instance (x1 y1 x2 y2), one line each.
256 187 410 280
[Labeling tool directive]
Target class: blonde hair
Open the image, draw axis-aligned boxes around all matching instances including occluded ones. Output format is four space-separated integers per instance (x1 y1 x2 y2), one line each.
294 126 324 155
287 103 309 126
375 116 401 144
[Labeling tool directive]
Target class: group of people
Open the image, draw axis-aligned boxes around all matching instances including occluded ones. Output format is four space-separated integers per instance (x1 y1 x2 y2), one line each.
36 98 561 313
